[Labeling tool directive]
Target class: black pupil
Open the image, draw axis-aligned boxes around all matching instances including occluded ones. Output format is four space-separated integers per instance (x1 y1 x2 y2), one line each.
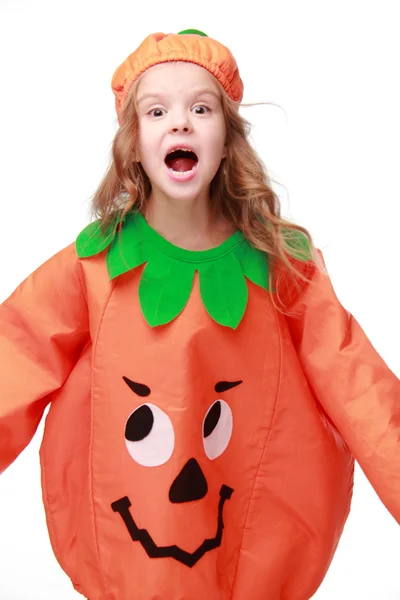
203 401 221 438
125 405 154 442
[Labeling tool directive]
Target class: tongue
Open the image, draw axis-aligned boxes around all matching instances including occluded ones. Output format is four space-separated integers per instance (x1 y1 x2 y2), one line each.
167 157 196 172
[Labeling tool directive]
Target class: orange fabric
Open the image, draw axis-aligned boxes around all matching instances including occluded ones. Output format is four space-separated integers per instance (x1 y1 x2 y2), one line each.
0 245 399 600
111 32 244 120
286 251 400 523
0 244 89 474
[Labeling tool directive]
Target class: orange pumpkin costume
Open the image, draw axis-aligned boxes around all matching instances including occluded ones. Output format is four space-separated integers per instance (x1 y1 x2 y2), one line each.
1 209 399 599
1 30 399 600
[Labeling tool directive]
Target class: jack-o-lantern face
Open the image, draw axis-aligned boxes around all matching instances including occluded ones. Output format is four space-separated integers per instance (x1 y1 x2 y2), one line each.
91 273 280 576
111 378 241 566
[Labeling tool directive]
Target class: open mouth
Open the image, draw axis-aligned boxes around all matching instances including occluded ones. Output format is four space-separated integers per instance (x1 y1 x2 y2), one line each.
165 148 199 176
111 484 233 567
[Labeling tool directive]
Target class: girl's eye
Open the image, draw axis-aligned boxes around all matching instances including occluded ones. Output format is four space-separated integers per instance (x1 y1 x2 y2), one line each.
149 108 166 118
192 105 209 115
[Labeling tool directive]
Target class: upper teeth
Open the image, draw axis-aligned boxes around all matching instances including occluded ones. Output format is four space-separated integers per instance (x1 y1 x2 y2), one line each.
172 148 192 153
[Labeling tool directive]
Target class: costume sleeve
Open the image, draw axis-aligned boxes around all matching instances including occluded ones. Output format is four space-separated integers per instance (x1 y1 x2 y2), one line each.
283 251 400 523
0 243 89 474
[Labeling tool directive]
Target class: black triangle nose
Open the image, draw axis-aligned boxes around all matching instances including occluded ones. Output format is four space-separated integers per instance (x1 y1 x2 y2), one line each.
169 458 208 504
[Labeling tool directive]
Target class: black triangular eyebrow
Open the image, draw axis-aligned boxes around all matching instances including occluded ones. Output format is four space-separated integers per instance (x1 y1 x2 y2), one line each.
214 380 243 393
123 376 151 397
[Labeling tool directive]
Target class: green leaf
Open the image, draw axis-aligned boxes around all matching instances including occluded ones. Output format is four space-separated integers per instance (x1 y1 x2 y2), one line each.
199 253 248 329
139 250 195 326
283 229 312 261
75 214 123 258
235 243 269 290
107 215 146 278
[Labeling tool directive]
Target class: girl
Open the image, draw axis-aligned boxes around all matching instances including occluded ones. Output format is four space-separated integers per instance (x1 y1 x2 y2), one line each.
0 29 399 600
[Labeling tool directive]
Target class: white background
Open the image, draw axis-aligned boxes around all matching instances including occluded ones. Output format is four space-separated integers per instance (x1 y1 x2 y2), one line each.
0 1 399 598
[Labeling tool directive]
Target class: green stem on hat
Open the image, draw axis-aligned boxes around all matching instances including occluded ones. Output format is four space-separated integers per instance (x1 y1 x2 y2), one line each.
178 29 208 37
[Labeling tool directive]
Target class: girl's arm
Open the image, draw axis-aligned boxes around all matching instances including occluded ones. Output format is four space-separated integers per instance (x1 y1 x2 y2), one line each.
0 243 89 474
283 251 400 523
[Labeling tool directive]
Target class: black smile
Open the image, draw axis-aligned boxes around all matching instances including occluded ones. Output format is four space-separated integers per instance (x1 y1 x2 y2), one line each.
111 484 234 567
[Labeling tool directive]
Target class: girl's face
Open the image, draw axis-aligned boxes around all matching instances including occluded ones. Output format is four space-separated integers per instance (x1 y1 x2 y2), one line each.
135 62 227 206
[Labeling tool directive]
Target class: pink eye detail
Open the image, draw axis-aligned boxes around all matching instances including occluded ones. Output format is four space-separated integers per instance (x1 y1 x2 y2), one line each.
125 403 175 467
203 400 233 460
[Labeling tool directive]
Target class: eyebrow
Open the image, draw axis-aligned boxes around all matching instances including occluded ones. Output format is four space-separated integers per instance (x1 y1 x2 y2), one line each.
122 376 243 397
215 380 243 393
137 88 220 105
123 376 151 397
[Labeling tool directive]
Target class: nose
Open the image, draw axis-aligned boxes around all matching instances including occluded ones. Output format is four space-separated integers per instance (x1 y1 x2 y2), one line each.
169 458 208 503
169 110 193 134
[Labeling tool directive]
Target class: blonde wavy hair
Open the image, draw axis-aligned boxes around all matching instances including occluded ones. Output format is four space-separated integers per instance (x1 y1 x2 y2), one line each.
90 77 323 313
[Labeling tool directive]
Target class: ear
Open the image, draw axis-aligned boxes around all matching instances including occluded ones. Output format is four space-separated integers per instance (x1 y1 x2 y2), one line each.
222 144 227 159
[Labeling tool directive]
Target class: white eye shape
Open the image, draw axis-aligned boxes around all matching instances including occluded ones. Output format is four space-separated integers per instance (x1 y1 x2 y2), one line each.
203 400 233 460
125 403 174 467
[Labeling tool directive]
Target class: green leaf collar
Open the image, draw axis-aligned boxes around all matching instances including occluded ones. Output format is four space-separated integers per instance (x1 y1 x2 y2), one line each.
76 211 269 329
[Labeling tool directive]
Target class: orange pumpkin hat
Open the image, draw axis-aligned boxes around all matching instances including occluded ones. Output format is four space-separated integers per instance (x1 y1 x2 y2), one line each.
111 29 244 121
